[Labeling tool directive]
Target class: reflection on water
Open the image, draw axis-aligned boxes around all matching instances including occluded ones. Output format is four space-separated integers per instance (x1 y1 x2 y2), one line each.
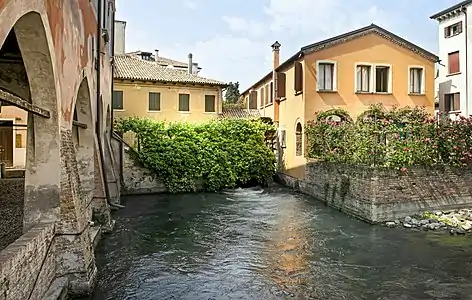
87 185 472 300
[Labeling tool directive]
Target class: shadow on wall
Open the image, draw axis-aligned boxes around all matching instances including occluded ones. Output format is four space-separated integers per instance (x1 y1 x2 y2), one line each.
355 93 399 107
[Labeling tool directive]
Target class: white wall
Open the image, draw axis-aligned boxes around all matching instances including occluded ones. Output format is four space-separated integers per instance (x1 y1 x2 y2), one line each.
436 11 467 115
114 20 126 55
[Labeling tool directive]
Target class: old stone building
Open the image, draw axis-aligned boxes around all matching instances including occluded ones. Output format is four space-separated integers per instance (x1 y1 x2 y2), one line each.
0 0 120 298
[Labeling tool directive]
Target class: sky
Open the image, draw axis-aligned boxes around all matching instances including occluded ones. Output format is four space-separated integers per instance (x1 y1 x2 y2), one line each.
115 0 461 91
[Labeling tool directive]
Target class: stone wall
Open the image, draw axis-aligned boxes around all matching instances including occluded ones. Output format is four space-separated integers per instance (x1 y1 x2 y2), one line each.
0 179 24 251
122 150 167 195
277 161 472 223
0 222 56 300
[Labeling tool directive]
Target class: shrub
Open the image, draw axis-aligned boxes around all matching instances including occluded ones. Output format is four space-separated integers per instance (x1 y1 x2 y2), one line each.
306 105 472 169
115 117 277 193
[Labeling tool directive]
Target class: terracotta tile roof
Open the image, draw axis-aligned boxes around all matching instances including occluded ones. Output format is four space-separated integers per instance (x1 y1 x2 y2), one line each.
127 51 191 68
114 55 227 86
219 107 261 119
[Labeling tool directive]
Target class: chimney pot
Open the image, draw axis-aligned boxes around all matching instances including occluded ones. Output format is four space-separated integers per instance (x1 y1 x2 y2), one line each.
154 49 159 59
188 53 193 74
271 41 281 51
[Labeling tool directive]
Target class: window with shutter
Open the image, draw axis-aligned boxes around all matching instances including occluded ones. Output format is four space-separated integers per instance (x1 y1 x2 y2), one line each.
294 62 303 93
445 22 463 38
318 63 334 91
265 84 269 104
205 95 216 112
178 93 190 111
277 72 286 98
444 93 460 112
260 87 265 107
270 82 274 103
448 51 460 74
148 92 161 111
112 91 123 110
249 91 258 109
295 123 302 156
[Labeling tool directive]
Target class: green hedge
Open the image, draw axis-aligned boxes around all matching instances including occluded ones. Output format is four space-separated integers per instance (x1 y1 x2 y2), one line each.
115 117 277 193
306 104 472 169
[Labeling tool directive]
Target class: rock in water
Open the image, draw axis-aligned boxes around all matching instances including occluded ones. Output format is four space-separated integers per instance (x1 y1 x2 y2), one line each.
386 221 396 228
403 223 412 228
404 216 412 223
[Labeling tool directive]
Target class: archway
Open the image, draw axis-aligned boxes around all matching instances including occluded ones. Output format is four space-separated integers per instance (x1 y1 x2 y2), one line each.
72 78 94 220
0 11 60 234
295 122 303 156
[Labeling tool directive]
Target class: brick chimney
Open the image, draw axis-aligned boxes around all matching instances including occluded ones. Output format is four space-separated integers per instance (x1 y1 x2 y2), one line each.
271 41 281 123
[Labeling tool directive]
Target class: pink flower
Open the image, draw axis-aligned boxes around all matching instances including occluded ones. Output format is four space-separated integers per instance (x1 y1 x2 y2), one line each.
401 167 407 172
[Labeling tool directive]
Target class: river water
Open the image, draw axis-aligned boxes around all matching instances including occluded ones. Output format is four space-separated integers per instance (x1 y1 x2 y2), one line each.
88 185 472 299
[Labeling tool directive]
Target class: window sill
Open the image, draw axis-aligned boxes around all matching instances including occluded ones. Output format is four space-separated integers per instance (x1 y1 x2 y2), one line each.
278 97 287 102
203 111 217 114
317 89 337 93
408 93 425 96
113 109 125 112
445 33 461 39
147 110 161 113
447 72 461 77
178 111 191 114
294 91 303 96
373 92 392 95
355 91 372 94
261 103 273 109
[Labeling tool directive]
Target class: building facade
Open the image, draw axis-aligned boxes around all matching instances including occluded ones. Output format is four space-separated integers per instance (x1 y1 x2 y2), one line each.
0 0 120 298
431 0 472 117
240 24 438 179
113 54 227 123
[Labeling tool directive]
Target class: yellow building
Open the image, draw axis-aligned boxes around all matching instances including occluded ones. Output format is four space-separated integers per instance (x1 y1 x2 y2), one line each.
240 24 438 179
113 53 227 123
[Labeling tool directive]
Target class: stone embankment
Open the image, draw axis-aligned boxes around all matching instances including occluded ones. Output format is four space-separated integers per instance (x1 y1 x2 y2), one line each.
384 209 472 235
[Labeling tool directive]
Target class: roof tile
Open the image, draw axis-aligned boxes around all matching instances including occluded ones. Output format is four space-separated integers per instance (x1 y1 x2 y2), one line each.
114 55 227 86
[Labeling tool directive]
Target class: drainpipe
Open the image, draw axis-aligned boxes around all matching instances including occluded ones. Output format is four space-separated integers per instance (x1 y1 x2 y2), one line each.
110 2 115 141
463 6 469 116
97 0 122 210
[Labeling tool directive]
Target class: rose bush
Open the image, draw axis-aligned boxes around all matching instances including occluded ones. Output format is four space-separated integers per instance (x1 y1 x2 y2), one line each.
115 117 277 193
306 105 472 169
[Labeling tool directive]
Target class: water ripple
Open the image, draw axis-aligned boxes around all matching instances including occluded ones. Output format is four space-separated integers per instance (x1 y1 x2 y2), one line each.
88 186 472 300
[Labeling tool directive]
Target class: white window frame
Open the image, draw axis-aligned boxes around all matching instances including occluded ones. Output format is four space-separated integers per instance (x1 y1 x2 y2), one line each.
373 64 392 94
354 62 374 93
408 65 425 95
316 60 337 92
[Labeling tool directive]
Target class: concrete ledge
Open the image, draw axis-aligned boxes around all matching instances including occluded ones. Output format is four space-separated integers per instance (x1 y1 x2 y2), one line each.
42 277 68 300
89 225 102 250
277 161 472 223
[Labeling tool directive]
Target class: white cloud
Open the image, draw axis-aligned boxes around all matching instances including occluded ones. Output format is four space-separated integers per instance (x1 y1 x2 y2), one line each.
165 0 398 90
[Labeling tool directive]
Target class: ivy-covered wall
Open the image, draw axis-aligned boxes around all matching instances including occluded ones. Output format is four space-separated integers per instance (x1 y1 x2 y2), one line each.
115 117 277 193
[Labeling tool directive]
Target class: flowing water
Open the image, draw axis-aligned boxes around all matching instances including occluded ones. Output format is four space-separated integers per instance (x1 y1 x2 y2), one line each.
88 185 472 299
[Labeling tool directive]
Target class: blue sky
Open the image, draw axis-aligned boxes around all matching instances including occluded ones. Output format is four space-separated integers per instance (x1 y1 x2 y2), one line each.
115 0 460 90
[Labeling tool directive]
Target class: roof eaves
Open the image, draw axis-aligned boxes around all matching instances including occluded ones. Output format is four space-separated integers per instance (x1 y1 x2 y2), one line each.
301 24 438 62
430 0 472 19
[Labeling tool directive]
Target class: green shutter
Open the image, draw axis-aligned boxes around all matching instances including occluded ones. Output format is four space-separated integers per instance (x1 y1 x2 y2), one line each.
205 95 215 112
112 91 123 109
148 92 161 111
179 94 190 111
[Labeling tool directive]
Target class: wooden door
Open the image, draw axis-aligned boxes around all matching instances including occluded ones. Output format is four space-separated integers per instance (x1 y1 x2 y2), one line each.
0 121 13 167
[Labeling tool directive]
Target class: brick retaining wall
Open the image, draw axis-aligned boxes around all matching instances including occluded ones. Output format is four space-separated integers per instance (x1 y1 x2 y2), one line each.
277 161 472 223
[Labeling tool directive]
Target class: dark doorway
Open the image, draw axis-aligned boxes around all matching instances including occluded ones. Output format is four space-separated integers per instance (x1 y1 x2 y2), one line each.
0 120 13 167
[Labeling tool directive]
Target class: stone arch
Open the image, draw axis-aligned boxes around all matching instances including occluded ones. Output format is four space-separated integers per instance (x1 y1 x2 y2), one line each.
72 77 94 220
0 11 61 230
295 121 303 156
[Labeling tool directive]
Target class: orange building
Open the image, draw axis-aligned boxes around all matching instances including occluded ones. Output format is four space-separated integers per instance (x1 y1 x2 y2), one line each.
240 24 438 178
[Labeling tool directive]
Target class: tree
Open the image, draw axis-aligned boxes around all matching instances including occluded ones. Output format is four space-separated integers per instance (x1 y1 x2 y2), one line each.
224 82 240 104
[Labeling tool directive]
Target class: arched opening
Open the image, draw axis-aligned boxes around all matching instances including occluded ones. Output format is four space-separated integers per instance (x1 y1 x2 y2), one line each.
295 122 303 156
72 78 94 220
0 11 59 248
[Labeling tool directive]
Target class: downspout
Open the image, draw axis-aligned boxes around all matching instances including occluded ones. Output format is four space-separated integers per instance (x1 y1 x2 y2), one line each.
464 6 468 116
96 0 122 209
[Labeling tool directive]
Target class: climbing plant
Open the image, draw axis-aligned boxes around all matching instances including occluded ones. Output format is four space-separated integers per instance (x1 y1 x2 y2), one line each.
115 117 277 193
306 104 472 169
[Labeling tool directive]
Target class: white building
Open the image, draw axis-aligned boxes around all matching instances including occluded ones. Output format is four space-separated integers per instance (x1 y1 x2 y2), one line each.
431 0 472 117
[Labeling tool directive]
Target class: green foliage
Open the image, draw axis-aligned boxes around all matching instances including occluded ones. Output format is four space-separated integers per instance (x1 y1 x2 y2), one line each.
306 105 472 169
115 117 277 193
223 81 240 104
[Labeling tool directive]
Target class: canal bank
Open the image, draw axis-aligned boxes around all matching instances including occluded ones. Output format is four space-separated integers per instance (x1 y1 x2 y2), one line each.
86 185 472 299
